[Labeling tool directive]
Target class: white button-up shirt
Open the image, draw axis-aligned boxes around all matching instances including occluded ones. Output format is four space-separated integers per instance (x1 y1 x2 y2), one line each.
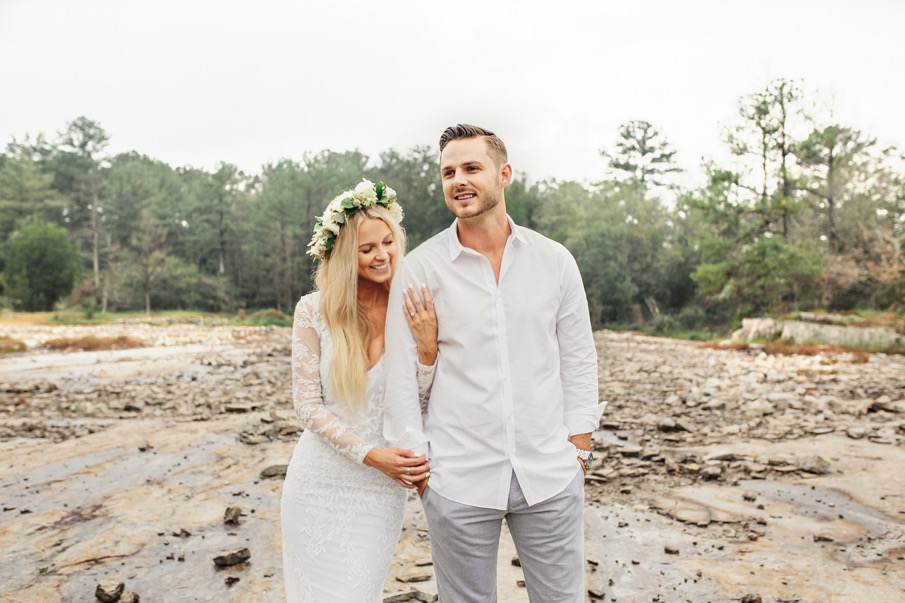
384 217 605 510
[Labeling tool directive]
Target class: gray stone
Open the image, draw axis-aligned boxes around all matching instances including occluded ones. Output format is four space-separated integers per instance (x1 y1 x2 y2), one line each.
213 548 250 567
396 570 432 583
224 506 242 525
95 580 124 603
619 444 643 457
733 317 904 348
797 455 831 474
260 464 288 478
701 465 723 479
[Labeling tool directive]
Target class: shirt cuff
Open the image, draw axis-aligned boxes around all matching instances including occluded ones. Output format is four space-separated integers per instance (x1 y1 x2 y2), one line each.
564 400 607 435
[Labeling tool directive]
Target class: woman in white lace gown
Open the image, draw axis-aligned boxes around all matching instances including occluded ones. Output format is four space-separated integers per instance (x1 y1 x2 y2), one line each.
281 181 437 603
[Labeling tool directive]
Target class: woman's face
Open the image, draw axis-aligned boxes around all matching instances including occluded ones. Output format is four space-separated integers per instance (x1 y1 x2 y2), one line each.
357 218 396 285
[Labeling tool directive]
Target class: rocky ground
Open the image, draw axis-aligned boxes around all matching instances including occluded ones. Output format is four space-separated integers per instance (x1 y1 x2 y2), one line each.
0 321 903 603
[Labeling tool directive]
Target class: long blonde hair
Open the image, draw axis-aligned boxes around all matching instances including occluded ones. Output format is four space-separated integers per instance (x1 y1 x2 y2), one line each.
315 205 406 412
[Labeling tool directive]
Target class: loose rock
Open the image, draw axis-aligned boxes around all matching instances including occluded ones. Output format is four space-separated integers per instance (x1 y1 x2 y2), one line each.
213 548 251 567
224 506 242 525
260 464 288 479
95 580 125 603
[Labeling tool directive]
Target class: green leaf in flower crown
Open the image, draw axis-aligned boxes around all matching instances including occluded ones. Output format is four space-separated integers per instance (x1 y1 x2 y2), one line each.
333 211 345 224
375 182 385 199
341 197 356 209
325 231 335 244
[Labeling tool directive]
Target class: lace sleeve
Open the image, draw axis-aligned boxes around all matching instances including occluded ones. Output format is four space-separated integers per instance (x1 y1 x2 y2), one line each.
416 356 436 416
291 295 374 464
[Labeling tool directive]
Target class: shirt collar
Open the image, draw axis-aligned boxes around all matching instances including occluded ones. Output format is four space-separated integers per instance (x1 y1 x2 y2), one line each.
446 215 529 260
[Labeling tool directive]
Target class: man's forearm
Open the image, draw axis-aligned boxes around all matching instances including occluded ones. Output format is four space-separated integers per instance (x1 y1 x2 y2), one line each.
569 432 591 450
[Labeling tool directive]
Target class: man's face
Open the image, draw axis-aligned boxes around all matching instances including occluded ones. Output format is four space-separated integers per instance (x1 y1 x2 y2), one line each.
440 137 511 221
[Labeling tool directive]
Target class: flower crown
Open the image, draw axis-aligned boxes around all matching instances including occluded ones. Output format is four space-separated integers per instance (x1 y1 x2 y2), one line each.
307 179 403 261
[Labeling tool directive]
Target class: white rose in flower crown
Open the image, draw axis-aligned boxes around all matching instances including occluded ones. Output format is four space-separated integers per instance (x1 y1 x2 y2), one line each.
323 216 340 235
388 201 404 222
327 196 344 214
354 179 375 195
308 242 326 259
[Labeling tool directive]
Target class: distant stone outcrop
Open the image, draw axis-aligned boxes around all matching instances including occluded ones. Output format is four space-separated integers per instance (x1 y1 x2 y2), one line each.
732 315 904 349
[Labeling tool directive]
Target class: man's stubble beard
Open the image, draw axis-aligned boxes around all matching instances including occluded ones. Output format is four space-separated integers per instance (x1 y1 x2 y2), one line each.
446 189 501 221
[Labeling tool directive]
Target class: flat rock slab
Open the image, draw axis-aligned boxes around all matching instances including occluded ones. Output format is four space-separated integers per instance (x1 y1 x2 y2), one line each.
0 416 288 603
2 324 904 603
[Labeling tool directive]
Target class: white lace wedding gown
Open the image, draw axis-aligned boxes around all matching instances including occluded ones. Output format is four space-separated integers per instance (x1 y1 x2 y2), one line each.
281 292 433 602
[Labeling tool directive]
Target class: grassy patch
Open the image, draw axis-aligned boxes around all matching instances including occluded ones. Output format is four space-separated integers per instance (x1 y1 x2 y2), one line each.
602 322 724 341
3 309 295 327
651 328 719 341
44 336 145 352
0 310 233 326
0 336 27 354
235 309 292 327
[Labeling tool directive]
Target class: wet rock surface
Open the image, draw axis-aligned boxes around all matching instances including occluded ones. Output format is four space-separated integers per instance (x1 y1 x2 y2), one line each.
1 325 903 602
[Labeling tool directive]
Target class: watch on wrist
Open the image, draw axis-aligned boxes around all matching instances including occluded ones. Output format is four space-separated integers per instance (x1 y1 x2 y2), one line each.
575 447 594 470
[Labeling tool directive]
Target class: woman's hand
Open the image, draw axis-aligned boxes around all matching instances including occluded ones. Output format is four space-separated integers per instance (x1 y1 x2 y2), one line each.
363 447 430 489
404 284 438 366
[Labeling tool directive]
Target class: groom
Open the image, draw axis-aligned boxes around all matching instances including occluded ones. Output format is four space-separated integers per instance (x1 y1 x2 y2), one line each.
384 124 603 602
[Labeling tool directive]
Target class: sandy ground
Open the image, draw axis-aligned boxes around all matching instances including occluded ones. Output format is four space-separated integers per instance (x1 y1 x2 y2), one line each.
0 323 903 602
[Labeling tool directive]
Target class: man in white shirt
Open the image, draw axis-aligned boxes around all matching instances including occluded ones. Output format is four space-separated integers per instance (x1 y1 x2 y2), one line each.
384 124 604 602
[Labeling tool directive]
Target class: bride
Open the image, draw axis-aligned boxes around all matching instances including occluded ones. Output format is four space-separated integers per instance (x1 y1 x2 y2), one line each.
281 180 437 602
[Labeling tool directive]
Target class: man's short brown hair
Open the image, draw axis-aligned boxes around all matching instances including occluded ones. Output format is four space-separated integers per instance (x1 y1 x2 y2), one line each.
439 124 508 167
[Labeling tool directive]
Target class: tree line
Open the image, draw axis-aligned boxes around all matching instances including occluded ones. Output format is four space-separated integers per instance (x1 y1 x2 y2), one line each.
1 79 903 332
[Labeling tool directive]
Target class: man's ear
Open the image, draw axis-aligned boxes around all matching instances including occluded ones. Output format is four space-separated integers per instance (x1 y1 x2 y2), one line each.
500 163 513 189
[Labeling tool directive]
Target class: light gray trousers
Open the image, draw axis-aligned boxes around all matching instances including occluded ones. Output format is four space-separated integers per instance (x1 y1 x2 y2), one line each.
421 469 585 602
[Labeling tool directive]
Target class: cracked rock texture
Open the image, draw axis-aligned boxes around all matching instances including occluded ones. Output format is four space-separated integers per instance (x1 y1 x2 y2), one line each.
1 324 903 603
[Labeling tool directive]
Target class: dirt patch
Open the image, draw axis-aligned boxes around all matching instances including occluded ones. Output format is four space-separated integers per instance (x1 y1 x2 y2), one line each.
0 335 26 354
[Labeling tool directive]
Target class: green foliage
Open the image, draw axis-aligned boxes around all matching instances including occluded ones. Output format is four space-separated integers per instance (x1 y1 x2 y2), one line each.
600 120 682 190
2 219 81 310
151 256 230 312
569 222 639 325
237 308 293 327
0 153 64 243
694 238 822 319
5 94 902 324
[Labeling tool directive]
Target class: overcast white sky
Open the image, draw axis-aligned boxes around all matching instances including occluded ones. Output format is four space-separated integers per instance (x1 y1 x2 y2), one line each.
1 0 903 186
